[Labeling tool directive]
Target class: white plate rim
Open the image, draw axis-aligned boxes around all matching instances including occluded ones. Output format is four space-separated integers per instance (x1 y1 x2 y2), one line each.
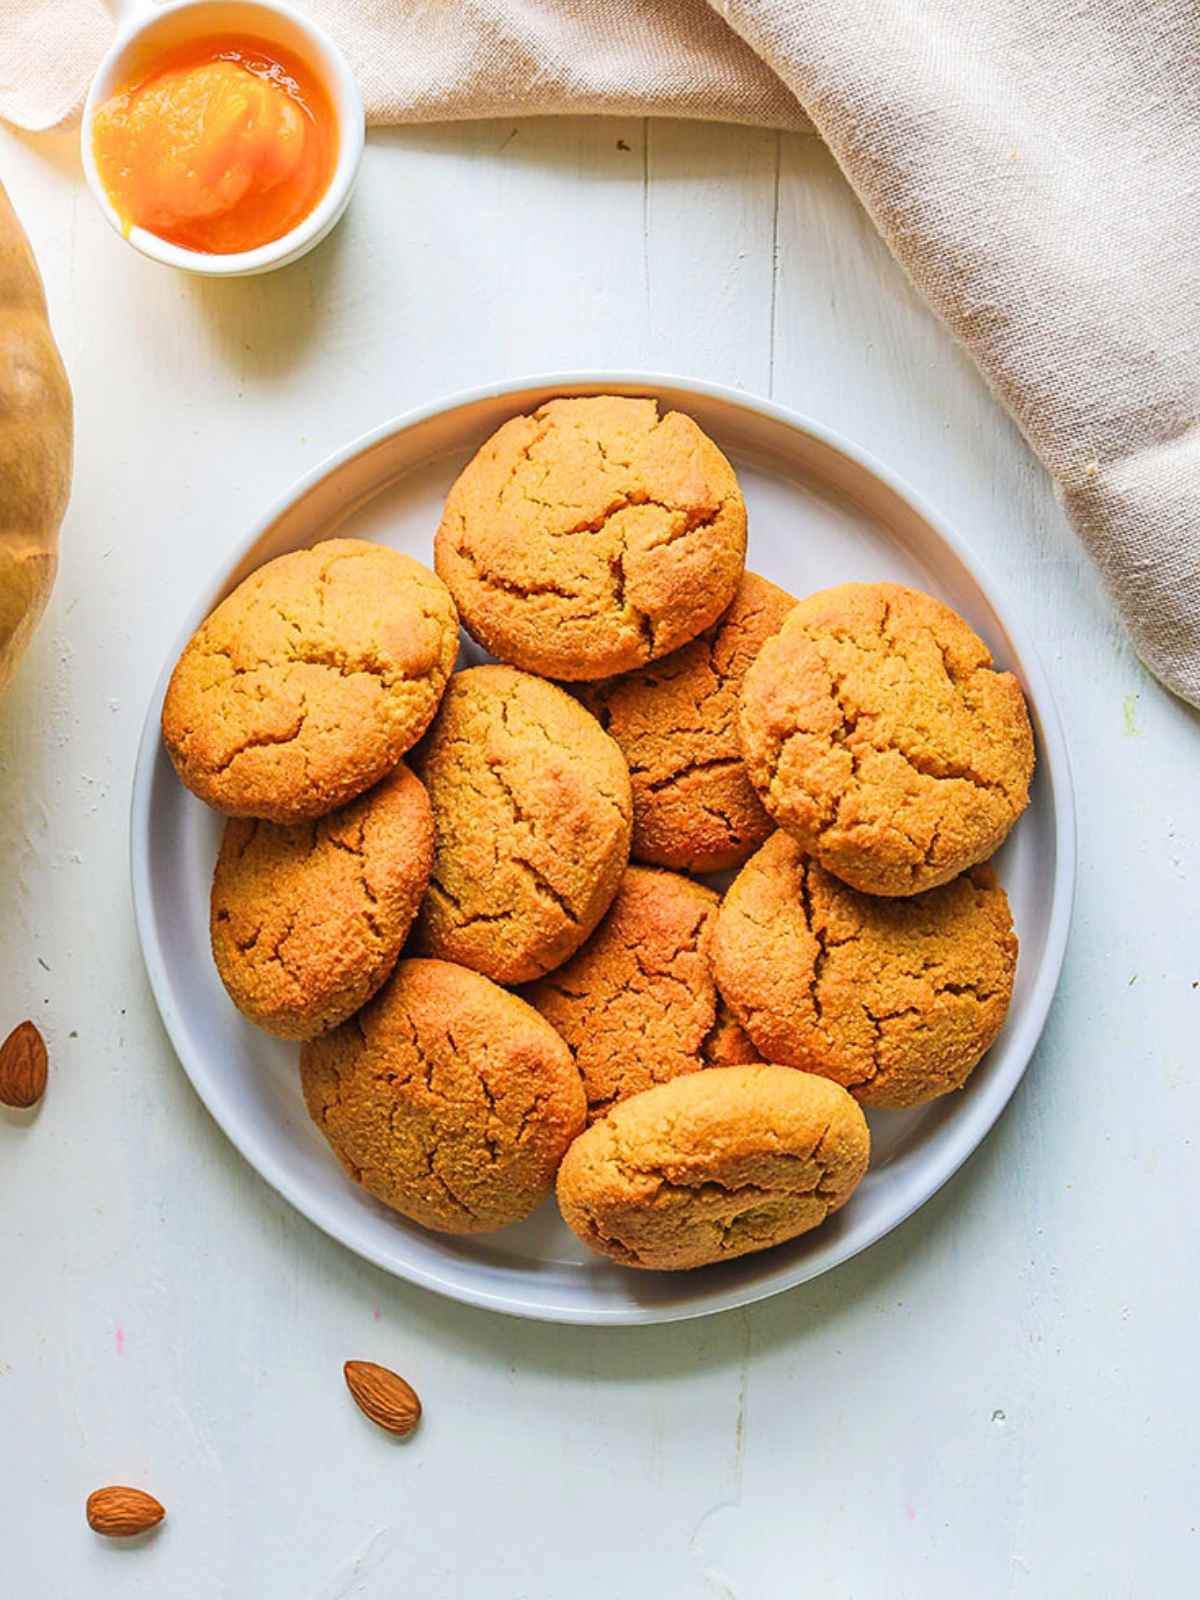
130 369 1076 1325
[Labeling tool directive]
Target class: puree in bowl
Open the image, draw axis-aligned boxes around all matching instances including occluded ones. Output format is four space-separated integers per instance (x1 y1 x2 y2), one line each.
91 34 338 255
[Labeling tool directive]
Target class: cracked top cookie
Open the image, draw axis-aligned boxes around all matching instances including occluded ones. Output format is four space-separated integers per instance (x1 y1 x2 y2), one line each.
711 831 1018 1109
211 762 433 1040
525 867 722 1122
162 539 459 824
738 582 1034 895
557 1064 869 1271
577 570 794 872
301 958 587 1234
433 395 747 680
410 664 632 984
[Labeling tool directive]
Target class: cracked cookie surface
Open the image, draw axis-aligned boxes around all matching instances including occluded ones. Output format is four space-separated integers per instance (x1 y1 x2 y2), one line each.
163 539 459 823
738 582 1034 895
410 664 632 983
434 395 747 680
211 762 433 1040
556 1064 869 1271
525 867 721 1122
711 831 1017 1109
300 958 586 1234
577 571 795 871
702 997 763 1067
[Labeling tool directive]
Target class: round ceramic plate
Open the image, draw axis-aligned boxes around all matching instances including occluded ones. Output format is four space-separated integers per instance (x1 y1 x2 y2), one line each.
131 373 1075 1325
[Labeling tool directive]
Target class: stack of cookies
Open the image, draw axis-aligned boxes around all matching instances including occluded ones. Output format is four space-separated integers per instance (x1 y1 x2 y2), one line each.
161 395 1034 1274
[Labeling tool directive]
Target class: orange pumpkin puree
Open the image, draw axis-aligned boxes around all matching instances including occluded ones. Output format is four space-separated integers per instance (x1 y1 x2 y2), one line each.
92 35 337 255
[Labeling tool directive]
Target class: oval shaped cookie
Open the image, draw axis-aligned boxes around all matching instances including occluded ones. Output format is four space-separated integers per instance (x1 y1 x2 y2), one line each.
577 571 794 871
525 867 720 1121
301 959 586 1234
434 395 747 680
557 1065 869 1271
711 830 1018 1109
163 539 459 823
211 763 433 1040
410 664 632 983
738 582 1034 895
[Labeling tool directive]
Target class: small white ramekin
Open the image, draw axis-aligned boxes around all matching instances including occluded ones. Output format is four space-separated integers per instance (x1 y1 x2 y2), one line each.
81 0 365 277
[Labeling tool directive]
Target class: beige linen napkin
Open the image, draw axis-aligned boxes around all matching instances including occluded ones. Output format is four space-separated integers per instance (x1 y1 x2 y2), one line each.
0 1 806 132
5 0 1197 706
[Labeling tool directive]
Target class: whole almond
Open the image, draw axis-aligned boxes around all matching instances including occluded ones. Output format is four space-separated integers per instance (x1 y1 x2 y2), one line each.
0 1020 48 1109
86 1486 165 1538
344 1360 422 1436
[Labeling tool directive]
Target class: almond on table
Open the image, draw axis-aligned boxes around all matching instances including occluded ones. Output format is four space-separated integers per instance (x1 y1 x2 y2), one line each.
0 1020 48 1109
344 1361 422 1436
85 1486 165 1538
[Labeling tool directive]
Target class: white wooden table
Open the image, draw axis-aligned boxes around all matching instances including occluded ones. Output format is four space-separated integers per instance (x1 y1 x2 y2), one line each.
2 115 1197 1598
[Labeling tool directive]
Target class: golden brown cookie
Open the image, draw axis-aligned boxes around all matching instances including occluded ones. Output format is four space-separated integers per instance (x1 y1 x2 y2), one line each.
301 959 586 1233
525 867 720 1121
711 831 1017 1109
557 1065 869 1271
577 571 794 872
738 582 1034 895
162 539 459 823
410 665 632 984
211 763 433 1040
434 395 747 680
